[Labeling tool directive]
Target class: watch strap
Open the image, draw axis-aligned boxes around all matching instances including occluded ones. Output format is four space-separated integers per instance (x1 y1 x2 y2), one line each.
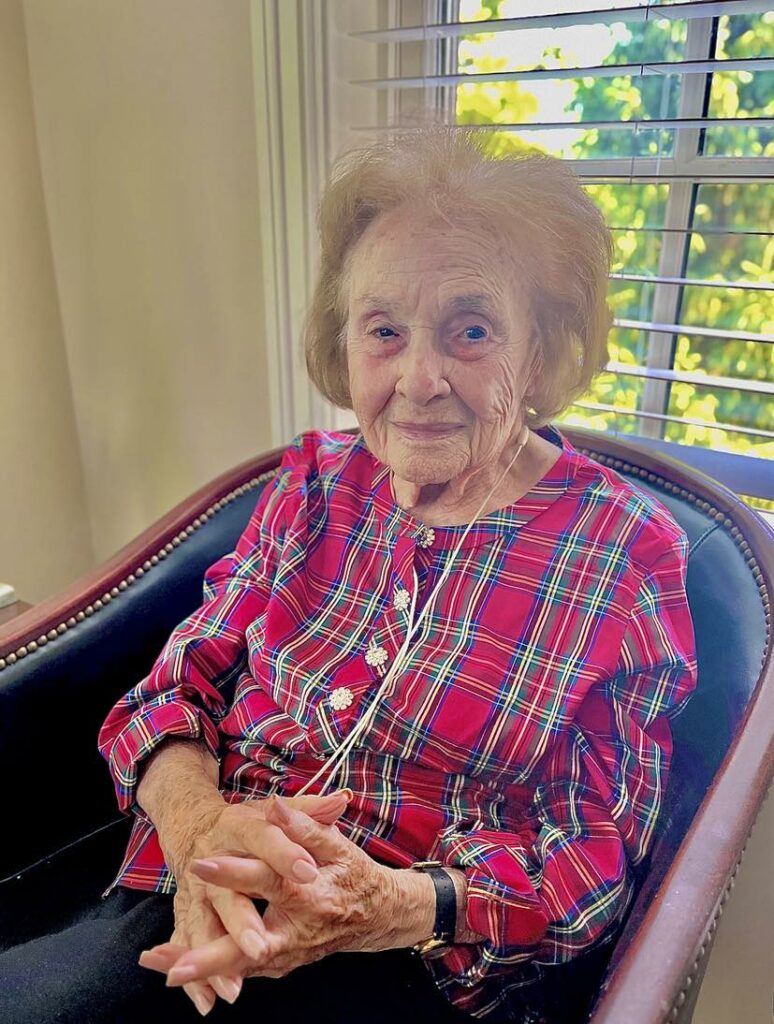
410 861 457 957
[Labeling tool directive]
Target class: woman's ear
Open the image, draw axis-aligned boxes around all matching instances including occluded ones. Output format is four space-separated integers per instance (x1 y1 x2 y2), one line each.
524 335 544 401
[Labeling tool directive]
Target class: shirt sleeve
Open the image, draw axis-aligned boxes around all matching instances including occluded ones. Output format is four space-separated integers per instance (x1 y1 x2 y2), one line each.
97 462 296 814
430 538 698 1010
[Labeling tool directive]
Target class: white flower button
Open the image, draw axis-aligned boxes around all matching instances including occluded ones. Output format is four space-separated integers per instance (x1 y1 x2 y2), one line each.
393 587 411 613
417 526 435 549
329 687 354 711
365 641 389 674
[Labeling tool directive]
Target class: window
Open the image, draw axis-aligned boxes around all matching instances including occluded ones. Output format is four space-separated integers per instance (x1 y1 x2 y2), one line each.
350 1 774 507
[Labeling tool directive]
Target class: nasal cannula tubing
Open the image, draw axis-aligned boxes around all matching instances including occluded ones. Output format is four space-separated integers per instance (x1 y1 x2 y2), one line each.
296 424 530 797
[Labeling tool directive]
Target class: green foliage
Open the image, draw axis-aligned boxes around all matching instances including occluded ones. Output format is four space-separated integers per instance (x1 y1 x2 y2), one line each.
455 3 772 461
705 13 774 158
456 0 542 156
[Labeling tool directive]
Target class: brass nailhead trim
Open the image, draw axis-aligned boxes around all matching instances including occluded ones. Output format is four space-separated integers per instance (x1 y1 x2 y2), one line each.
0 469 276 673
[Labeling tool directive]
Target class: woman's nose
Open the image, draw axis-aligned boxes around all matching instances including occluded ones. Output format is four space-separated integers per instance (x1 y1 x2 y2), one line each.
395 339 450 405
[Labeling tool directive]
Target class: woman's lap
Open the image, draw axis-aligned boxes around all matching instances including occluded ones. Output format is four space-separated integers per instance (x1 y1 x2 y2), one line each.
0 888 171 1024
0 888 475 1024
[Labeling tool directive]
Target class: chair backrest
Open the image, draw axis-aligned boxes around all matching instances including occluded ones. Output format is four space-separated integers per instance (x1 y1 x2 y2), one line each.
571 439 768 843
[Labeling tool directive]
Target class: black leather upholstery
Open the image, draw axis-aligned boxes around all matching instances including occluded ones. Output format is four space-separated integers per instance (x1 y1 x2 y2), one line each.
604 473 767 895
0 487 264 882
620 476 766 804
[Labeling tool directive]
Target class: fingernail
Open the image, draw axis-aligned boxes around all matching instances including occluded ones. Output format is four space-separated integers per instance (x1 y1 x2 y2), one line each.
241 928 265 960
167 964 198 986
325 786 352 802
327 788 353 803
272 795 292 825
190 859 220 876
211 976 241 1004
138 950 165 967
292 858 318 883
190 988 214 1016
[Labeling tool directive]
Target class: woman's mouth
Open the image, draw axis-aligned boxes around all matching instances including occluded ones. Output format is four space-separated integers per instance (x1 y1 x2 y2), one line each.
393 422 463 440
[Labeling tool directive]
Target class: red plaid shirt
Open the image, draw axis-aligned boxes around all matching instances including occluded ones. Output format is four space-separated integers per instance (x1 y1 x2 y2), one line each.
99 428 697 1016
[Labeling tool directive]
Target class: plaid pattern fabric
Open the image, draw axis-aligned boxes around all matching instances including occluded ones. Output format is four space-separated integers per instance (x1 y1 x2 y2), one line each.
98 428 697 1016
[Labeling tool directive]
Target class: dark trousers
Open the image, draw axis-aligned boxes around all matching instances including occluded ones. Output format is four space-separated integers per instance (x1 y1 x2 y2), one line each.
0 815 609 1024
0 888 478 1024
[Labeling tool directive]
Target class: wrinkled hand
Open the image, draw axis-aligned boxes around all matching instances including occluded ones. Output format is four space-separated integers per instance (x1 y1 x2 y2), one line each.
139 790 351 1015
141 797 408 998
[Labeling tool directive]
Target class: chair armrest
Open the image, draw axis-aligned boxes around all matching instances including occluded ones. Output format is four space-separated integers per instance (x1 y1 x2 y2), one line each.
0 452 281 880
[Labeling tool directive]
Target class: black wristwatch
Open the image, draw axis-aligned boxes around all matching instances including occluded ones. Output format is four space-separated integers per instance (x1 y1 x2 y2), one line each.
410 860 457 958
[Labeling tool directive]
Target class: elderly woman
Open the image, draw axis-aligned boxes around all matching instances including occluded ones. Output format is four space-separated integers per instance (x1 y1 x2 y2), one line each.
2 129 695 1024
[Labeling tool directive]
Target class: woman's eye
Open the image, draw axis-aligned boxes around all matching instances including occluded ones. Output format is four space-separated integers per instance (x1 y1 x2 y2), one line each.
463 325 487 342
373 327 397 339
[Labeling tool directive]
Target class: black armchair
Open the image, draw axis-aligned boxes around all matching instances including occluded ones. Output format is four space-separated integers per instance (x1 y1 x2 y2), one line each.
1 429 771 1023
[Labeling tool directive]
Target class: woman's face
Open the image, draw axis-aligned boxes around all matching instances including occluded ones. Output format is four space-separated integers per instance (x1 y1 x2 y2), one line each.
345 205 537 490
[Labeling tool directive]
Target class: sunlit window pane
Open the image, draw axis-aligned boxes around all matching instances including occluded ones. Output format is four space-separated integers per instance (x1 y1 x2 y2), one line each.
456 1 686 159
585 182 669 275
702 13 774 158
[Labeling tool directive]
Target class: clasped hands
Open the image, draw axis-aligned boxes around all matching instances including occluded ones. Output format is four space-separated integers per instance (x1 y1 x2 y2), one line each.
138 790 413 1016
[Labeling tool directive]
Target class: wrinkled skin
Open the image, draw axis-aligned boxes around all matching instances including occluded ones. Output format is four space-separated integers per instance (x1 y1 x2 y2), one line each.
153 792 353 1015
140 800 428 1006
344 204 557 518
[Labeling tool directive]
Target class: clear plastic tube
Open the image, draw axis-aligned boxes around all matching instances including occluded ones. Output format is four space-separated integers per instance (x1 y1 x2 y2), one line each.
297 425 530 796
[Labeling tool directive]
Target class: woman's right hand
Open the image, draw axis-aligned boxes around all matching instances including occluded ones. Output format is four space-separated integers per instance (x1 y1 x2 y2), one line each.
135 739 351 1014
150 789 351 1014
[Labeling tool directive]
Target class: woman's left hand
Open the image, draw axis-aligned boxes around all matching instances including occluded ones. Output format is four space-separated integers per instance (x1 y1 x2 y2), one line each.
141 796 434 988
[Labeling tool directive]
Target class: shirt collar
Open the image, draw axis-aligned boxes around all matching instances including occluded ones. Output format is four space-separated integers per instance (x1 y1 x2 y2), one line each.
363 426 578 551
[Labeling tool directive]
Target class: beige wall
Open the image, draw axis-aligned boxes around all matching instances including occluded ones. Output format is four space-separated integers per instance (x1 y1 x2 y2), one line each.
694 793 774 1024
20 0 271 575
0 0 94 601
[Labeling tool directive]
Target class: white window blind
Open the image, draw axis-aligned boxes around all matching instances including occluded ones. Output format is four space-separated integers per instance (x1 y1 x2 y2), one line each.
345 0 773 504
